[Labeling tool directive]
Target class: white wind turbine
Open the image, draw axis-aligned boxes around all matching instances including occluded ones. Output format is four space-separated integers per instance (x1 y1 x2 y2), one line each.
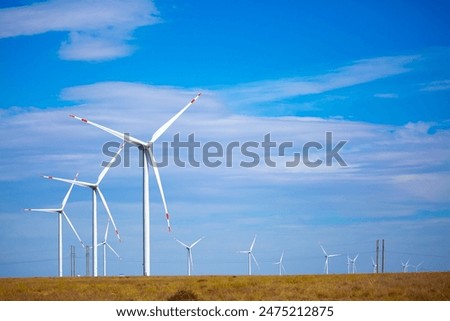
414 261 424 272
70 93 201 276
320 243 340 275
347 253 359 274
98 219 121 276
238 235 259 276
274 251 287 276
25 173 84 277
175 237 204 276
43 144 123 277
371 257 377 273
401 259 410 272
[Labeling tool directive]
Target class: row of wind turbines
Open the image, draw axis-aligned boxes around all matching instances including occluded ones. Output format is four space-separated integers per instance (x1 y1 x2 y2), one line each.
25 93 202 277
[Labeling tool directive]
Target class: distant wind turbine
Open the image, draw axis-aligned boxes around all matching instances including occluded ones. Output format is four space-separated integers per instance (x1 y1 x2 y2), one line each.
43 144 123 277
414 261 424 272
98 219 121 276
175 237 204 276
274 251 287 276
401 259 410 272
371 257 377 273
238 235 259 275
320 243 340 275
25 173 84 277
70 93 201 276
347 253 359 274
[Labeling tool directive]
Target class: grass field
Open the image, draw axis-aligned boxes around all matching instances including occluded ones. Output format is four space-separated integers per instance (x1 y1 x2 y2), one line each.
0 272 449 301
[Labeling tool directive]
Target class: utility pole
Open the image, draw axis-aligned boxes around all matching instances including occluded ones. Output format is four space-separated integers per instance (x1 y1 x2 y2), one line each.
86 245 90 276
376 239 380 273
381 239 385 273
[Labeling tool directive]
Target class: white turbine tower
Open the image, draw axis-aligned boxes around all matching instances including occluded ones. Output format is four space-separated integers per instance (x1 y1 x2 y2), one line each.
98 219 121 276
371 257 377 273
43 144 123 277
274 251 286 276
175 237 204 276
69 93 201 276
401 259 410 272
238 235 259 275
320 243 340 275
25 173 84 277
347 253 359 274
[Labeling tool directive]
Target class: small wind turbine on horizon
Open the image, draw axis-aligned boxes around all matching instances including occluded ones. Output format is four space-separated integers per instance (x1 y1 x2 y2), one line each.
274 251 287 276
69 93 201 276
175 237 204 276
371 257 377 273
42 144 123 277
320 243 340 275
401 259 411 272
413 261 424 272
347 253 359 274
25 173 84 277
238 235 259 276
98 219 121 276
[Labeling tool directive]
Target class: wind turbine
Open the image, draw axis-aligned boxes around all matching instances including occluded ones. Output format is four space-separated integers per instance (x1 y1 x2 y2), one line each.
25 173 84 277
274 251 286 276
347 253 359 274
43 144 123 277
69 93 201 276
238 235 259 275
320 243 340 275
371 257 377 273
98 219 121 276
175 237 204 276
401 259 410 272
414 261 424 272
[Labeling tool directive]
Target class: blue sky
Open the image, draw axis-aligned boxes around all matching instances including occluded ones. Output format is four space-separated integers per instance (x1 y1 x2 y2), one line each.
0 0 449 277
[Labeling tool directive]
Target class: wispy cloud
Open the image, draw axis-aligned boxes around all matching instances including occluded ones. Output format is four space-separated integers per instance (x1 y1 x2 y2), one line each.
0 0 159 61
374 93 399 99
421 79 450 92
222 55 419 106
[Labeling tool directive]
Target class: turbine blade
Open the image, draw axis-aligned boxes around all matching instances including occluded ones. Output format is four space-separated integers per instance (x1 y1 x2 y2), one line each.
25 208 58 213
175 238 189 249
250 235 257 251
43 175 93 188
319 243 328 256
190 237 204 248
97 188 121 241
62 211 84 248
251 252 260 270
146 149 171 232
106 243 121 259
281 264 287 274
149 93 202 143
97 143 124 185
69 115 147 146
104 219 110 242
61 173 79 209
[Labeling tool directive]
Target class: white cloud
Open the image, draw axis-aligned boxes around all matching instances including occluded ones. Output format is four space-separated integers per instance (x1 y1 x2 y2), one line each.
221 55 419 106
0 0 159 61
374 93 399 98
421 79 450 92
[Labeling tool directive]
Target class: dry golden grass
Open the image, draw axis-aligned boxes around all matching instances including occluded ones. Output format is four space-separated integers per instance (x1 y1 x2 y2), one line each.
0 272 449 301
